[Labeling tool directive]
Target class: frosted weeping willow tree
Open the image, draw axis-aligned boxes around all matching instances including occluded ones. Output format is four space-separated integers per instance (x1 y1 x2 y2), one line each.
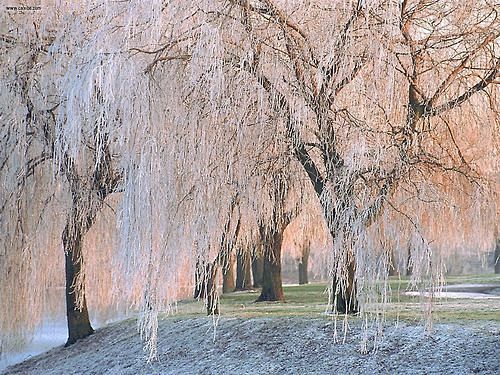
175 0 497 315
0 0 498 359
0 0 306 356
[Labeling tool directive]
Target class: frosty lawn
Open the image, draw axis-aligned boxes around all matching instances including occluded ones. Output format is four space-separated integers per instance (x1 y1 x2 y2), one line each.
3 318 500 375
3 276 499 374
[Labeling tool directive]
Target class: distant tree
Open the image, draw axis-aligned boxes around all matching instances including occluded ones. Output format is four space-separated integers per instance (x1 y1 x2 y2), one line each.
222 254 236 293
251 243 265 288
494 240 500 274
201 196 241 313
256 222 287 302
256 172 299 302
234 246 252 291
298 240 311 285
283 203 332 285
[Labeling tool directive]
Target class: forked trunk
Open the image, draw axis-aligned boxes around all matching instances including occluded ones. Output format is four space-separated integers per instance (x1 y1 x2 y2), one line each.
235 250 252 290
256 230 284 302
59 132 116 346
63 222 94 346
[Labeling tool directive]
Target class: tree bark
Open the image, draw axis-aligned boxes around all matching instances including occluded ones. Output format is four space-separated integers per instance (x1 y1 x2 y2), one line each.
252 249 264 288
235 249 252 290
256 229 285 302
222 254 235 293
62 216 94 346
322 199 359 315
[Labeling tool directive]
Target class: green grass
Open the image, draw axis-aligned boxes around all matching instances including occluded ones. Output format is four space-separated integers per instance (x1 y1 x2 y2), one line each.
440 273 500 285
171 274 500 323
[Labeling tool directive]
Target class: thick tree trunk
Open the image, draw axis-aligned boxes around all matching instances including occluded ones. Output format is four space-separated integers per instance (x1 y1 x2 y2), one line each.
256 230 285 302
332 254 358 314
58 132 118 346
494 238 500 274
235 250 252 290
222 255 235 294
62 221 94 346
252 250 264 288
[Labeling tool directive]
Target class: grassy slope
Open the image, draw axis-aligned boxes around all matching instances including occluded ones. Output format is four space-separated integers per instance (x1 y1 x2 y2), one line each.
3 274 499 374
5 316 500 375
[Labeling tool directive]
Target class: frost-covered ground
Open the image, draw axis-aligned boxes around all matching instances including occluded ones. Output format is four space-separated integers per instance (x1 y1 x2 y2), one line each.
2 317 499 375
405 284 500 299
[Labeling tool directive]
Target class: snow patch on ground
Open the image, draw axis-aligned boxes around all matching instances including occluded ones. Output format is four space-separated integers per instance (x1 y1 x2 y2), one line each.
405 284 500 299
2 317 499 375
405 291 500 299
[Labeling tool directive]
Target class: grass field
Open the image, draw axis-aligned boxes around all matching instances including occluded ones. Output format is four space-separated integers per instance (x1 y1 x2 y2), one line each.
172 274 500 322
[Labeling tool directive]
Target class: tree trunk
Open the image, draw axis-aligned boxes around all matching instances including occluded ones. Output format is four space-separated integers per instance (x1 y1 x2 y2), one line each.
256 230 285 302
298 242 310 285
332 254 358 314
194 260 220 314
494 237 500 274
194 260 210 299
388 248 397 276
406 245 413 276
235 250 252 290
59 131 117 346
252 249 264 288
298 255 309 285
222 255 235 294
206 263 219 315
62 220 94 346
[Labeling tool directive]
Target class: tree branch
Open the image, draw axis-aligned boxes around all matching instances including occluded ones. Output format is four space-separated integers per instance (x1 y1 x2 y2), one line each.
427 61 499 117
428 32 498 108
240 61 325 197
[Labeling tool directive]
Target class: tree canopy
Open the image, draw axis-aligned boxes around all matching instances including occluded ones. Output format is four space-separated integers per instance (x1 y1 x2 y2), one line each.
1 0 498 358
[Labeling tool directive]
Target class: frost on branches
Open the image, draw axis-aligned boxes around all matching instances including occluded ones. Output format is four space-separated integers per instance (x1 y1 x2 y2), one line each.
0 0 497 359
